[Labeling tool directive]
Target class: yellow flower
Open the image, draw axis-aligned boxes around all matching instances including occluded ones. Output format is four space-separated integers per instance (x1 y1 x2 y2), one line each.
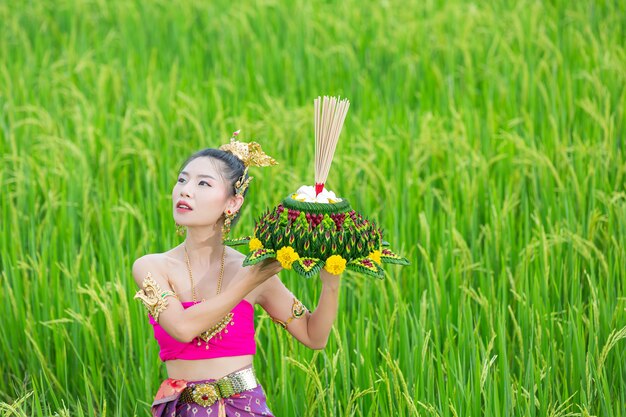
324 255 347 275
276 246 300 269
249 237 263 251
369 250 382 265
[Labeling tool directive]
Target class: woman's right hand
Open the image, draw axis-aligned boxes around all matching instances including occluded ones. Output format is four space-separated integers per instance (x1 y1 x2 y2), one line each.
246 258 283 287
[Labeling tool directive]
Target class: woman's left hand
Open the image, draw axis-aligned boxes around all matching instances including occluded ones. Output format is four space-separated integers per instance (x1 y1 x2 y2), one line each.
319 269 341 289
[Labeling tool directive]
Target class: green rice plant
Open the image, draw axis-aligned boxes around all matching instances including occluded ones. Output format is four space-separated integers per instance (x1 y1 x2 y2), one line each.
1 0 625 416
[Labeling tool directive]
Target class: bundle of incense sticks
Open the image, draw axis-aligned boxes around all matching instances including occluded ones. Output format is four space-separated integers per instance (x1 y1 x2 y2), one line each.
314 96 350 197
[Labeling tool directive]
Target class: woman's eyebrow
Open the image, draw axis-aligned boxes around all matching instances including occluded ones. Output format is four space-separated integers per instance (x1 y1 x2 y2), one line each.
180 171 216 180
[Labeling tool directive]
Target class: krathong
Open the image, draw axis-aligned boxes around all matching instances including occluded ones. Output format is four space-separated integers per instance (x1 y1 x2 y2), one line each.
226 96 409 278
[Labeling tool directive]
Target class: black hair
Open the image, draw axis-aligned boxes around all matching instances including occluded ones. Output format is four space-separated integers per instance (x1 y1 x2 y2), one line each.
178 148 249 226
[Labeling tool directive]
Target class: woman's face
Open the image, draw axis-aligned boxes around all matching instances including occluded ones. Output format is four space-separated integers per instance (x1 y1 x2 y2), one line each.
172 156 242 227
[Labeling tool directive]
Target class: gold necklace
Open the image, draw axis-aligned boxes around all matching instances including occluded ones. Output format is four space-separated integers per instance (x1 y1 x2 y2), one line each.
183 244 234 349
183 244 226 301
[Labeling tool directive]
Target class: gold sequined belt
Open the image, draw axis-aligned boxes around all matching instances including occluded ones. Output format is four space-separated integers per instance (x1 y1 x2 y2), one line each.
179 367 258 407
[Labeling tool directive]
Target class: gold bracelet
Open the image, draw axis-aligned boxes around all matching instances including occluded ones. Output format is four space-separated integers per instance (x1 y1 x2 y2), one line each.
134 272 177 323
272 298 308 329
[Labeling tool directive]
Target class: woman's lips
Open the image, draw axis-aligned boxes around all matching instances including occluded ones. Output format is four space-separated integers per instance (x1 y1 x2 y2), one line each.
176 200 193 212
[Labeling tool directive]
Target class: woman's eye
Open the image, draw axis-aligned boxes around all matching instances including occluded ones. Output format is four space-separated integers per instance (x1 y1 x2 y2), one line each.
177 178 185 183
199 181 211 186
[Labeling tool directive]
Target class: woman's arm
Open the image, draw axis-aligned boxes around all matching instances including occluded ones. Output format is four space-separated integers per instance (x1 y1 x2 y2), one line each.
257 269 341 350
132 254 281 343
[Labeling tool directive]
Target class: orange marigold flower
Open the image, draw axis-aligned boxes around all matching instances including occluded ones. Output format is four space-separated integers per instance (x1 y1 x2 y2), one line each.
276 246 300 269
324 255 347 275
249 237 263 251
369 250 382 265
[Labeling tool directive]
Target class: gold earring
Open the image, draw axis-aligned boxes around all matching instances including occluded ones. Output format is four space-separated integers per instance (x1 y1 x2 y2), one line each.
175 223 186 236
221 210 235 240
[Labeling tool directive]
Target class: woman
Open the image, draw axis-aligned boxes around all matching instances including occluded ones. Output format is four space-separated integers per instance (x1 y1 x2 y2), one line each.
132 135 341 417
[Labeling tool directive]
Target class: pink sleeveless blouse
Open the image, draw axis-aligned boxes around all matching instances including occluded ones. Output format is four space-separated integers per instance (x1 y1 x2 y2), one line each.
148 299 256 361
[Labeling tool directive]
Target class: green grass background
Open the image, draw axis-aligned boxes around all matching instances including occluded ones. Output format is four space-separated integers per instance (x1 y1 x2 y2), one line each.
1 0 626 415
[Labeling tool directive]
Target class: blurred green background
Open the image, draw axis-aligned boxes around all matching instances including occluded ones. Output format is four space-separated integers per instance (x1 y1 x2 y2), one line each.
1 0 625 416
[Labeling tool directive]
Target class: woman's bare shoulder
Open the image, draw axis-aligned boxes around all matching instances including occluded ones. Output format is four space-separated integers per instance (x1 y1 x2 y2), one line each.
132 251 177 287
225 246 246 264
224 247 253 279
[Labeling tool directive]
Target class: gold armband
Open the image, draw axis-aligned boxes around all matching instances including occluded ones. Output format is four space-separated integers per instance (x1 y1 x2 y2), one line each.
134 272 178 323
272 298 309 329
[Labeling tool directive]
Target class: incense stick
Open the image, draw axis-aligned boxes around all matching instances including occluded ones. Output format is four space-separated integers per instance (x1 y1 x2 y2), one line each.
314 96 350 195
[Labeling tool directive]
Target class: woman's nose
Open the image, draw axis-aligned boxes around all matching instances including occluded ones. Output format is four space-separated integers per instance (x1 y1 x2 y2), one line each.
179 185 192 198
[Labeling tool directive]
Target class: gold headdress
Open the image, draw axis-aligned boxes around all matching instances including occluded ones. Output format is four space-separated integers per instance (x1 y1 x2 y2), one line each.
219 130 278 196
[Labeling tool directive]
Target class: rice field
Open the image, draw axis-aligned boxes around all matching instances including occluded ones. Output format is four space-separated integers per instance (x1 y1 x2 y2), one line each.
1 0 625 415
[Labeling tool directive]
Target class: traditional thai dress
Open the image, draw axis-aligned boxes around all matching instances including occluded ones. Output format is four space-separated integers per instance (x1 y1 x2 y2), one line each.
146 299 275 417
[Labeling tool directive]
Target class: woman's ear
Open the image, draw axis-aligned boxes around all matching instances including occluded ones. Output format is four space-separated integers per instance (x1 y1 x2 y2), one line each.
226 194 245 214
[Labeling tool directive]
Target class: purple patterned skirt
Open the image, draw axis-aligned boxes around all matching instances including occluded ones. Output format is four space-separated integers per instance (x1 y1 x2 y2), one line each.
150 366 275 417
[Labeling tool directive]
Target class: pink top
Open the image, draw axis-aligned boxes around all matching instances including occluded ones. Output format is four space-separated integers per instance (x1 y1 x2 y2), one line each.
149 299 256 361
